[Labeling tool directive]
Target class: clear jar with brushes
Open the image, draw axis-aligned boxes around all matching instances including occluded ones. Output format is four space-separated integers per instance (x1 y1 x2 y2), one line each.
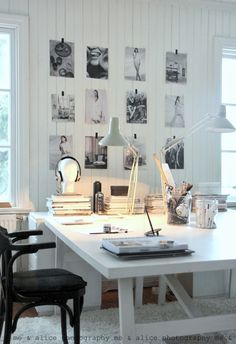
166 191 192 225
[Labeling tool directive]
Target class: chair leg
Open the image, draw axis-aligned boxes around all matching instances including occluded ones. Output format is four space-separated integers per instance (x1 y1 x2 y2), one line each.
73 297 81 344
60 307 68 344
0 294 5 338
3 301 12 344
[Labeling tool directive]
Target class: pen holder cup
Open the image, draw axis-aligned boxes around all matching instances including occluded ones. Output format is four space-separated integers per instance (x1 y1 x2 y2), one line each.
166 192 192 225
195 199 218 229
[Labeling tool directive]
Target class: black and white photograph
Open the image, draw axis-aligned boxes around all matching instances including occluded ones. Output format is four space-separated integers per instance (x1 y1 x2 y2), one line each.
87 46 108 79
123 138 147 170
165 95 185 127
166 52 187 84
165 137 184 169
84 136 107 169
49 135 73 170
49 40 74 78
85 89 108 124
51 94 75 122
126 90 147 124
124 47 146 81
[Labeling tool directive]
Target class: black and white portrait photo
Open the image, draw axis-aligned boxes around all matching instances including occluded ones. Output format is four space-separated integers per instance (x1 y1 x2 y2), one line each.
51 93 75 122
87 46 108 79
84 136 107 169
126 90 147 124
165 137 184 170
165 95 185 128
49 135 73 170
85 89 108 124
166 52 187 84
124 47 146 81
123 138 147 170
49 40 74 78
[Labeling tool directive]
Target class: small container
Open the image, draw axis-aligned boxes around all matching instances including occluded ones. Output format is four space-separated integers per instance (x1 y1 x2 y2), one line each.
195 199 218 229
167 192 192 225
103 223 111 233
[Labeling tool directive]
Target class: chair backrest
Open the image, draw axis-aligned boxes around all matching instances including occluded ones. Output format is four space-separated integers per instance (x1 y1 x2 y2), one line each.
0 226 10 255
0 226 12 299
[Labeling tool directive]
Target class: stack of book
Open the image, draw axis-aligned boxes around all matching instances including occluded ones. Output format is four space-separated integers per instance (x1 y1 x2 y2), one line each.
144 194 165 213
104 196 145 214
192 194 228 212
47 194 92 216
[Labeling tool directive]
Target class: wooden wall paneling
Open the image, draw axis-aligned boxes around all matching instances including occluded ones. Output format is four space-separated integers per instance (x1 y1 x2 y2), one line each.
81 0 95 195
74 0 88 195
37 0 49 209
64 0 75 152
187 6 201 187
149 1 164 193
90 0 109 190
116 0 127 187
207 8 221 183
195 6 209 184
0 0 9 12
29 0 40 210
9 0 29 15
215 8 223 35
47 0 58 198
133 0 151 195
222 9 231 37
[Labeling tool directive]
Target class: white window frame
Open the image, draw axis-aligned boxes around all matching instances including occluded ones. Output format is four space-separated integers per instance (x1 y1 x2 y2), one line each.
214 37 236 205
0 13 29 209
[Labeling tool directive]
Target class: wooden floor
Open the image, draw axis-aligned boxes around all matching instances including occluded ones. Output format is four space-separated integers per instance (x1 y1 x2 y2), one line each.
14 287 175 318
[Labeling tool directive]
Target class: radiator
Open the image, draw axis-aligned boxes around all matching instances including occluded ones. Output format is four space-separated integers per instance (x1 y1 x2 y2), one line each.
0 214 17 233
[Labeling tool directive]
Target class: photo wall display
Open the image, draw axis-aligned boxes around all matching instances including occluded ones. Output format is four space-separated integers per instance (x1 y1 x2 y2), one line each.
51 94 75 122
49 135 73 170
166 52 187 84
49 40 74 78
47 39 191 177
126 90 147 124
165 95 185 128
164 137 184 170
124 47 146 81
84 136 107 169
85 89 108 124
123 138 147 170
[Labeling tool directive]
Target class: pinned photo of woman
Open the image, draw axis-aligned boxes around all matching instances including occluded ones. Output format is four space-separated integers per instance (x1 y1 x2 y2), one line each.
85 89 108 124
87 46 108 79
125 47 146 81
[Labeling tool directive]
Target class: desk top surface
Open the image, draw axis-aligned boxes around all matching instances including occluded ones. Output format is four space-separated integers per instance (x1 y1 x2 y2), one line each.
44 210 236 279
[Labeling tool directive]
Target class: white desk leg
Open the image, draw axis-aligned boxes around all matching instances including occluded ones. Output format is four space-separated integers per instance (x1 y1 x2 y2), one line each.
118 278 136 344
134 277 143 307
158 275 167 305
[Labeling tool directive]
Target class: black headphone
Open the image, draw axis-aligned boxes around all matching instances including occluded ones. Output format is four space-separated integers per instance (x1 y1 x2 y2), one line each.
55 156 81 183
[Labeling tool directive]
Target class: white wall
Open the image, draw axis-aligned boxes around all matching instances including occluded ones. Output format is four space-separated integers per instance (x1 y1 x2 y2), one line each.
1 0 236 211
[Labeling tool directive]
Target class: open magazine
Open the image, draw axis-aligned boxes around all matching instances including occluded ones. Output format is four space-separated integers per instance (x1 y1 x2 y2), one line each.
101 236 189 255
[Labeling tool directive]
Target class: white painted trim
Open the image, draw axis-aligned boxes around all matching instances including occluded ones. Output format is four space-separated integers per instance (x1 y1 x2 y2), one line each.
0 13 30 208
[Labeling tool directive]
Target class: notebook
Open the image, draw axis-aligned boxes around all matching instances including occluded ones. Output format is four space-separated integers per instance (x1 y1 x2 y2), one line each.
101 236 189 255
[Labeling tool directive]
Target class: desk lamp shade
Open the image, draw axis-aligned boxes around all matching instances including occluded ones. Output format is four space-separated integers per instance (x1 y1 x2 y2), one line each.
208 105 235 133
99 117 128 147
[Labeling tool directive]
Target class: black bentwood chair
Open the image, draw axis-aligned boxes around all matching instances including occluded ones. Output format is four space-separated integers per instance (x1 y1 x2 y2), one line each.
0 226 87 344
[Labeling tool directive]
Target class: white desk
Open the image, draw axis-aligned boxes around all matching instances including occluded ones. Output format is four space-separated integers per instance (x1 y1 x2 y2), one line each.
45 210 236 343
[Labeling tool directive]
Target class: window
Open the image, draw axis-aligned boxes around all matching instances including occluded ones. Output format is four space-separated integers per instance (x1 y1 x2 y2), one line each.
0 29 14 201
221 48 236 201
0 14 29 208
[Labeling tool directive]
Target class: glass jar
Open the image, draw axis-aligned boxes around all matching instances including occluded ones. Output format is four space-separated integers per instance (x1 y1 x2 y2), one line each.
166 191 192 225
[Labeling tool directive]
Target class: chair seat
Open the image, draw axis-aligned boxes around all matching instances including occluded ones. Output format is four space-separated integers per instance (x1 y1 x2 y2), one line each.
13 268 86 297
